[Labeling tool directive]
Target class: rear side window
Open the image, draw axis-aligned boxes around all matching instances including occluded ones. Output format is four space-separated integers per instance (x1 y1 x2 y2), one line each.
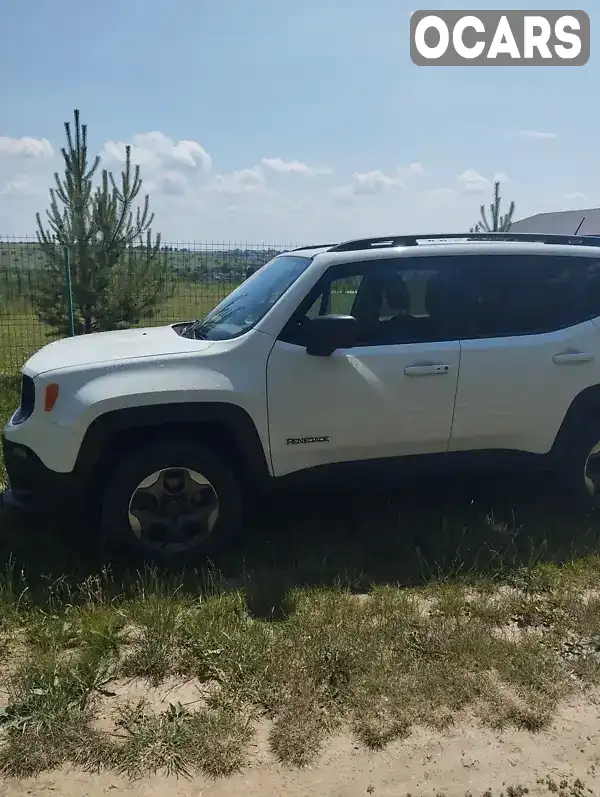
464 254 599 339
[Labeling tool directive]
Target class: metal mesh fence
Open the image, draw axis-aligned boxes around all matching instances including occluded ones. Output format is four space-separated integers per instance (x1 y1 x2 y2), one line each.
0 236 296 374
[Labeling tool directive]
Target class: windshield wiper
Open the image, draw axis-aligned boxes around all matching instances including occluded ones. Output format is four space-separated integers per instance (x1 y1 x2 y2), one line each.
181 320 208 339
180 320 197 337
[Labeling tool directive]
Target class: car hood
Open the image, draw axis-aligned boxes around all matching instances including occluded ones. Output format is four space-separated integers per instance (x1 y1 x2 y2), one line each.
23 324 216 376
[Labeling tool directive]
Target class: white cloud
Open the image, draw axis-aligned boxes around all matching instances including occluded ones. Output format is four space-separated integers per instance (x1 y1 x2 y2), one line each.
0 143 515 243
428 188 459 199
330 184 356 205
564 192 587 209
514 130 557 140
336 163 424 197
213 167 265 196
149 171 190 196
351 170 404 195
404 162 425 177
102 132 212 173
261 157 331 176
0 179 34 197
0 131 581 247
0 136 53 158
423 188 460 211
457 169 492 194
291 200 314 213
100 131 212 205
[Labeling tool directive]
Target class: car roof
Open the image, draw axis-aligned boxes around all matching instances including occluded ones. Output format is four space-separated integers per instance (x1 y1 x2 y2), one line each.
314 241 600 266
282 233 600 267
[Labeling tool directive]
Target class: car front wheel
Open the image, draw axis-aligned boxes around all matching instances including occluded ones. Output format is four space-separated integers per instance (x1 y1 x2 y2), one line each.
100 441 243 563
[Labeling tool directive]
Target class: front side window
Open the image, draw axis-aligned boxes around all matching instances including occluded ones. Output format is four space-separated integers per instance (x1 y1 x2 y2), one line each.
305 275 363 319
182 255 312 340
281 257 468 346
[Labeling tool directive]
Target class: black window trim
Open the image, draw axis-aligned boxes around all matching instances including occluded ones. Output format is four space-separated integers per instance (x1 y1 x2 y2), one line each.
278 255 462 347
278 251 600 349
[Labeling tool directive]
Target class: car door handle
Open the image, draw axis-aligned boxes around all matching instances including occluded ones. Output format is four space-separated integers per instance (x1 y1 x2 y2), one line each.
404 364 452 376
553 352 594 364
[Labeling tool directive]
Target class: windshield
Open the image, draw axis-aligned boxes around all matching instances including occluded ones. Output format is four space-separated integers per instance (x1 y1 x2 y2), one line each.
181 254 313 341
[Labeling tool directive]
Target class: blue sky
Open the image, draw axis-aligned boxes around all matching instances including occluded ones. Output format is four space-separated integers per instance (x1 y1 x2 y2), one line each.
0 0 596 242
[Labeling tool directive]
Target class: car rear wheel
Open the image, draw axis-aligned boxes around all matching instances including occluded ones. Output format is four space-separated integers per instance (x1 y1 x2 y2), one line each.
101 441 243 563
555 421 600 513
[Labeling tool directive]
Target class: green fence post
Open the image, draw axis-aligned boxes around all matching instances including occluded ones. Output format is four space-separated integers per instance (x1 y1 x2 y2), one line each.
64 246 75 336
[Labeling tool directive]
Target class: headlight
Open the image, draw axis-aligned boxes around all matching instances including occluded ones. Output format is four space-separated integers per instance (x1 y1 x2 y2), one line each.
11 375 35 425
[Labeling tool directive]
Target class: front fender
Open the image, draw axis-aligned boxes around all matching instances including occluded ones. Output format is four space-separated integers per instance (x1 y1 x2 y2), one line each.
66 363 242 433
48 358 271 475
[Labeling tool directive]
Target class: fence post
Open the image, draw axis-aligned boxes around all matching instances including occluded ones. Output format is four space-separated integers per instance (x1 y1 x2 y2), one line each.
64 246 75 336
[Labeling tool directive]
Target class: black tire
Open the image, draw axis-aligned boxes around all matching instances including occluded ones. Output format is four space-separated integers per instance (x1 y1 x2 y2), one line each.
100 440 243 565
553 420 600 514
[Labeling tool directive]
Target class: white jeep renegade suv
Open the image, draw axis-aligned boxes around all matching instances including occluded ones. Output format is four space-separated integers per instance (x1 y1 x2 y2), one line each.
3 232 600 561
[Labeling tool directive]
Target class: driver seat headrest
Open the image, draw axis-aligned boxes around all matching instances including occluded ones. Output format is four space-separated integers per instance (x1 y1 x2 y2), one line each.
383 273 410 312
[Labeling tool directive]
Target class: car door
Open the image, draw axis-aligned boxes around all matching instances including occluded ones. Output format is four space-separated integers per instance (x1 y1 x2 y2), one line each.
449 253 600 456
265 256 463 478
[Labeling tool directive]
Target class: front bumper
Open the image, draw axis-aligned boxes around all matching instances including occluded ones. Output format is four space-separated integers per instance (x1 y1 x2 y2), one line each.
1 434 80 515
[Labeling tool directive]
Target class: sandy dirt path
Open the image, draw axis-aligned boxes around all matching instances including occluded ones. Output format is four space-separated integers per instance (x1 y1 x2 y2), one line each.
3 693 600 797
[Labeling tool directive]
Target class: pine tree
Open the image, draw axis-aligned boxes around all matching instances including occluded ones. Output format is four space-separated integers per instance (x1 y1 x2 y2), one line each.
35 109 170 335
470 180 515 233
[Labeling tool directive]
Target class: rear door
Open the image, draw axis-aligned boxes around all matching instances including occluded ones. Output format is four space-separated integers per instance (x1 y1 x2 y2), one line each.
449 253 600 455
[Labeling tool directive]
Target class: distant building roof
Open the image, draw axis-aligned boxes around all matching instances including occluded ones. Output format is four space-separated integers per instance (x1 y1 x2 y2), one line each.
511 208 600 235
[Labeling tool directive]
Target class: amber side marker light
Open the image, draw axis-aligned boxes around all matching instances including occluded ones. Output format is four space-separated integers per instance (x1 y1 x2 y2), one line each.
44 383 59 412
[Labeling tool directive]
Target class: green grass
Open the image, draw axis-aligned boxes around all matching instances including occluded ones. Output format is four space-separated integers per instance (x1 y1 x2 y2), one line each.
1 555 600 779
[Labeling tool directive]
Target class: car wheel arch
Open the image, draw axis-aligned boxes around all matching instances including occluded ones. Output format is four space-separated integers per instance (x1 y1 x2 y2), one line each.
551 383 600 459
75 402 272 494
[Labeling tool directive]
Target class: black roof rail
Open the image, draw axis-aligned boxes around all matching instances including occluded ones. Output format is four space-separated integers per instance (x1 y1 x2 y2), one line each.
291 243 337 252
328 232 600 252
328 236 413 252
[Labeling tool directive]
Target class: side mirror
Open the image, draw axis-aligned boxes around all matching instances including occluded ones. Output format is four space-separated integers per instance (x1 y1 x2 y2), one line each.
305 314 357 357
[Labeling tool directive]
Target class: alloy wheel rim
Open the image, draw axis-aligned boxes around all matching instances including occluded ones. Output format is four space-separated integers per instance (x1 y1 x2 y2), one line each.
128 467 219 553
